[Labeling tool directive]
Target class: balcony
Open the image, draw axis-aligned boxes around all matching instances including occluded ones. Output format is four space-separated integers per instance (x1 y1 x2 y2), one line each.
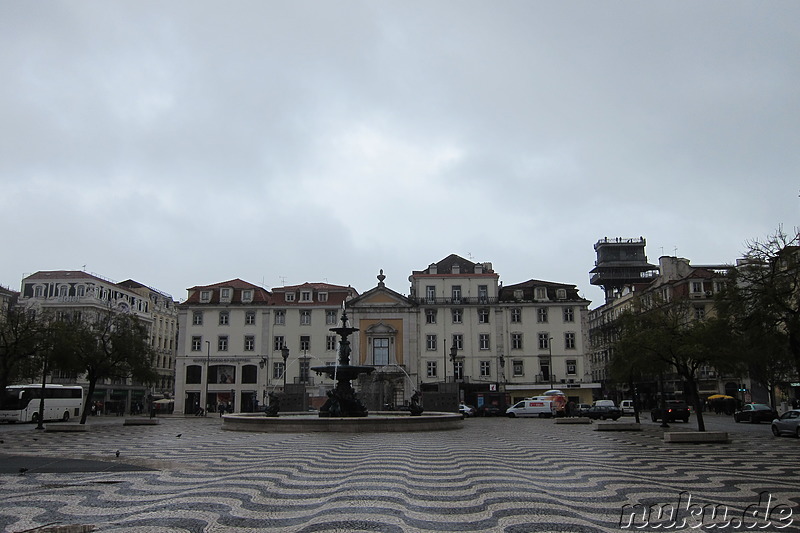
412 296 497 306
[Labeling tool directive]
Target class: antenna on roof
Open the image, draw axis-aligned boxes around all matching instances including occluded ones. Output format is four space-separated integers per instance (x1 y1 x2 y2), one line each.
279 276 286 286
467 252 474 260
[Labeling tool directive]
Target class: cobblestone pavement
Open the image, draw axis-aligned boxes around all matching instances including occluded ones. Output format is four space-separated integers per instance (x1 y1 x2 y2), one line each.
0 415 798 532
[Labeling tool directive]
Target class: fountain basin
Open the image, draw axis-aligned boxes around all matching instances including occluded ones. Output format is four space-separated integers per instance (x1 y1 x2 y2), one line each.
222 411 463 433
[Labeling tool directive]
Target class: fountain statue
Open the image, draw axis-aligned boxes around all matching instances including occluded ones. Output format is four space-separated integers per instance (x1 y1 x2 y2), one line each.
311 307 375 417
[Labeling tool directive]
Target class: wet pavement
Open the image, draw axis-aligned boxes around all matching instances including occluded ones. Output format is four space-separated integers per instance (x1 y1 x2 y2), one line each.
0 413 798 532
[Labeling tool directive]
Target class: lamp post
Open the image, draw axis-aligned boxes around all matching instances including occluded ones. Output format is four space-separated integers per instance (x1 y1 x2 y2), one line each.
204 340 211 416
548 337 554 390
258 356 267 408
449 343 459 381
281 345 289 390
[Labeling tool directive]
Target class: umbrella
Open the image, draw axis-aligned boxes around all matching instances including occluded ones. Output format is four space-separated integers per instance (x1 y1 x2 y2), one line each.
706 394 734 400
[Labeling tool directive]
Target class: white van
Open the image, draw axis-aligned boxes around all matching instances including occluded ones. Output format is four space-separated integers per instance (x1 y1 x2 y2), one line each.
506 399 556 418
619 400 634 415
593 399 616 407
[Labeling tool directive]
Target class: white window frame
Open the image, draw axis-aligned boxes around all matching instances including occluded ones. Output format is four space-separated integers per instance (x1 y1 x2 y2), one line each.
479 333 490 350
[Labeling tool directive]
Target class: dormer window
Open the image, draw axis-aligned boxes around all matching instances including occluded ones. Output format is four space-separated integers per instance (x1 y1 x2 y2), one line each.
535 287 547 300
200 291 211 302
318 292 328 302
220 288 232 302
513 289 523 300
242 290 253 303
300 291 312 302
556 289 567 300
451 264 460 274
285 293 295 302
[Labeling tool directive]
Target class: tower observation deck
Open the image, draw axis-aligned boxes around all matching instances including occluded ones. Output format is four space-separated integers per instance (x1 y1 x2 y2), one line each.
589 237 658 302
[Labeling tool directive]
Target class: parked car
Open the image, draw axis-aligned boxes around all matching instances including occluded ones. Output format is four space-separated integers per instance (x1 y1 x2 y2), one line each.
651 401 690 423
574 403 591 416
583 405 622 420
458 404 476 417
477 404 505 417
771 409 800 437
619 400 635 415
734 403 778 424
593 399 616 407
506 399 556 418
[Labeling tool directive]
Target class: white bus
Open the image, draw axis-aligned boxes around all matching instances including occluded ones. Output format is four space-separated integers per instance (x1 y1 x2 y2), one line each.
0 384 85 423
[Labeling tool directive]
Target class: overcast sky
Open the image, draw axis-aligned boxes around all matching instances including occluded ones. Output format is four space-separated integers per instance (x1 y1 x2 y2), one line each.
1 2 797 307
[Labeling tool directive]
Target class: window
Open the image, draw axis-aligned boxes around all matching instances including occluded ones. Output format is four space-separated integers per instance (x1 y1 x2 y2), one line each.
244 335 255 351
241 365 257 384
512 333 523 350
556 289 567 300
300 310 311 325
299 360 310 382
538 333 550 350
373 338 389 365
426 309 437 324
452 309 463 324
478 308 490 324
511 308 521 323
300 335 310 351
192 312 203 326
454 360 464 380
218 336 228 351
537 308 548 323
480 360 491 377
77 285 85 297
479 333 490 350
245 311 256 325
274 310 285 325
426 285 436 302
478 285 488 303
219 311 229 326
512 360 524 377
318 292 328 302
426 335 437 351
220 288 231 301
191 336 202 352
691 281 703 293
242 290 253 302
565 332 576 349
535 287 547 300
566 359 577 375
427 361 437 378
34 285 44 297
694 306 705 320
58 285 68 297
200 291 211 302
563 307 574 323
326 310 337 325
326 336 337 351
513 289 523 300
273 361 284 380
285 292 295 302
452 334 463 350
300 291 312 302
186 365 202 384
452 285 461 302
273 336 285 351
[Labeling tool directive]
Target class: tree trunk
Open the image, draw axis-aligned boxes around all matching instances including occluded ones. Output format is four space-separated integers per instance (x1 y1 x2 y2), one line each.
80 375 98 424
687 378 705 432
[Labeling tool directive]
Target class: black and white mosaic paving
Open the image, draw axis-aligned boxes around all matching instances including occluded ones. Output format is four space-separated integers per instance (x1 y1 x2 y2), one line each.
1 415 798 532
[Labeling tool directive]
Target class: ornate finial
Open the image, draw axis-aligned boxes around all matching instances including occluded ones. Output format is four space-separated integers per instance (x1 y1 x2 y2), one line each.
377 269 386 286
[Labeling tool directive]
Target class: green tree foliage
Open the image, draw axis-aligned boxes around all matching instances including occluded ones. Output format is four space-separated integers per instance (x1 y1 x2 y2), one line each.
718 227 800 403
52 310 157 424
0 307 51 392
612 299 737 431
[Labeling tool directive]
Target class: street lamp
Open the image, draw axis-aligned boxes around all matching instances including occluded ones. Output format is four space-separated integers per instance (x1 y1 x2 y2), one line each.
258 356 267 407
204 340 211 416
281 345 290 390
449 343 459 381
548 337 554 390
